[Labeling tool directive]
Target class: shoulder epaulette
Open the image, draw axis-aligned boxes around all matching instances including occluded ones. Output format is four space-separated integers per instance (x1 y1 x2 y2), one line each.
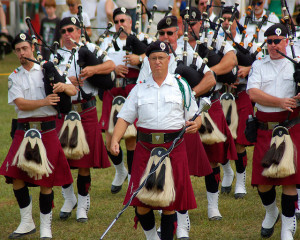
137 79 146 84
13 67 20 74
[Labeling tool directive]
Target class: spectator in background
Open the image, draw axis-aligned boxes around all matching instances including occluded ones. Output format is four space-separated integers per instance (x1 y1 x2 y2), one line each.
0 1 8 34
62 0 92 37
40 0 61 60
55 0 68 19
81 0 98 42
96 0 117 37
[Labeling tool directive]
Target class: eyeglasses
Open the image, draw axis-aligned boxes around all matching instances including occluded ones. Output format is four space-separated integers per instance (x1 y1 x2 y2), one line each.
158 31 177 36
61 27 75 34
266 38 285 45
223 17 232 22
252 1 263 6
114 19 126 24
149 56 169 62
199 1 208 6
68 3 75 7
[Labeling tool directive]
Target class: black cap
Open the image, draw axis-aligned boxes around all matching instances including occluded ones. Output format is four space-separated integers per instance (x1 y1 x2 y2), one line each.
157 16 178 30
264 23 288 37
222 6 240 19
59 17 80 29
12 33 32 49
180 7 201 21
113 7 131 20
146 40 169 57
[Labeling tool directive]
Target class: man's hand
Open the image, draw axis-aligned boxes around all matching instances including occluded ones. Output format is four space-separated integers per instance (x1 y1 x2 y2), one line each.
293 93 300 100
79 66 95 81
237 66 251 79
52 82 66 93
115 65 129 78
110 140 120 156
185 120 200 134
69 76 83 87
45 93 60 106
280 98 298 112
123 54 140 66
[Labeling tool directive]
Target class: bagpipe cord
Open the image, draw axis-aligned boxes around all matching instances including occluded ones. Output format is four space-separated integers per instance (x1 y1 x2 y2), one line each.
176 76 192 111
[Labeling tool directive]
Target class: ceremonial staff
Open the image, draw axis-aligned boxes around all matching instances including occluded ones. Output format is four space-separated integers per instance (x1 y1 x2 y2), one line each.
99 97 212 240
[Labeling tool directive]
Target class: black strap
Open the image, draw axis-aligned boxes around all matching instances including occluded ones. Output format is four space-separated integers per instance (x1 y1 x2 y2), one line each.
257 115 300 130
81 98 96 110
137 130 182 144
17 120 56 132
211 91 221 101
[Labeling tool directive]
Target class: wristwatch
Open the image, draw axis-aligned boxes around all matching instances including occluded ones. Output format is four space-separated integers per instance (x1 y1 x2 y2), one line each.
139 55 143 63
192 90 197 97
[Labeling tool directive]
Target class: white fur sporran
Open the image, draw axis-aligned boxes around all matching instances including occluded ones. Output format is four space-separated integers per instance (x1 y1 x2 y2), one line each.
220 93 238 139
108 95 136 139
137 147 175 207
12 129 53 180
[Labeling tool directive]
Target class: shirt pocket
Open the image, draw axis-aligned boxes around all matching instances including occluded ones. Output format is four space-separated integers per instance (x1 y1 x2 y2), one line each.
261 74 275 89
138 98 155 120
164 95 183 111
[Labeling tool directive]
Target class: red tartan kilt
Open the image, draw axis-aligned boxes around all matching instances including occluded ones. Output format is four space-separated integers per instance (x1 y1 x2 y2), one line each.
99 84 135 130
252 109 300 185
124 127 197 211
0 116 73 187
56 107 110 169
184 132 212 177
203 100 238 163
235 90 254 146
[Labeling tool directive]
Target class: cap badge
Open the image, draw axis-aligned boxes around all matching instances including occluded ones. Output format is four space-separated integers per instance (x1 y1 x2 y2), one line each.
121 7 126 13
160 42 166 50
71 17 76 24
166 17 172 26
275 28 281 36
192 11 196 19
20 33 26 41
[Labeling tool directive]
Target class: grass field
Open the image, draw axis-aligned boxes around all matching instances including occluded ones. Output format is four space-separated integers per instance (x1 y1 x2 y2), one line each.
0 53 299 240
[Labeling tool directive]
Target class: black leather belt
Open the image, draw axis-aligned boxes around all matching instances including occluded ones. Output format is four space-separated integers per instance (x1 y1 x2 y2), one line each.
72 98 96 112
113 78 137 88
233 84 247 94
17 120 56 132
137 130 182 144
211 91 221 101
257 114 300 130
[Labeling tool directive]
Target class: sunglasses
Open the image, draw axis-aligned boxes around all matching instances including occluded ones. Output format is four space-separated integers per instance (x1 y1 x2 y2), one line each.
266 38 285 45
114 19 126 24
61 27 75 34
68 4 75 7
158 31 177 36
252 1 263 6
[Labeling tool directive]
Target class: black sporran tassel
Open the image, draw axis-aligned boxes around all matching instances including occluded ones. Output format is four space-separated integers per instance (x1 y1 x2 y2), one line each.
69 125 78 148
272 141 285 165
204 116 214 133
59 125 69 148
261 142 277 168
199 124 206 134
24 141 42 164
145 162 156 190
226 104 232 126
156 163 166 191
113 109 119 126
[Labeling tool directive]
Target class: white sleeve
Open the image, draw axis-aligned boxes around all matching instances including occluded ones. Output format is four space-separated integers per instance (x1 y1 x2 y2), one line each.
246 60 262 92
8 74 23 105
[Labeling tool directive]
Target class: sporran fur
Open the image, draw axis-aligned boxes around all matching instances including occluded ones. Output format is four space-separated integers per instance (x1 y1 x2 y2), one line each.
199 112 227 144
108 96 136 139
137 147 175 207
12 129 53 180
220 93 238 139
59 111 90 159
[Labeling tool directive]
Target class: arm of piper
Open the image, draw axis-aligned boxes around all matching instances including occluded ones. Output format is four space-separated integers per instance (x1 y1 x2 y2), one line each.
238 66 251 79
14 94 60 111
110 118 130 155
210 51 237 75
248 88 298 112
185 115 202 134
79 60 116 80
52 82 77 96
192 71 216 97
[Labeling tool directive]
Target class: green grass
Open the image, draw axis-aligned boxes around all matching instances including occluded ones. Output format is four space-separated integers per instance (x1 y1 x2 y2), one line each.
0 53 299 239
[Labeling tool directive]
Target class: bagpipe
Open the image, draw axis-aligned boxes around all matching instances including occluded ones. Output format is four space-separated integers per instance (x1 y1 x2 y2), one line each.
142 4 158 45
196 1 238 85
95 22 113 48
99 97 212 240
25 17 72 117
152 5 173 42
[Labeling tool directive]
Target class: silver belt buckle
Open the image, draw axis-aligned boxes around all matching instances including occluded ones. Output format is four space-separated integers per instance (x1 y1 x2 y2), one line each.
151 133 164 144
29 121 42 131
115 78 124 88
268 122 279 130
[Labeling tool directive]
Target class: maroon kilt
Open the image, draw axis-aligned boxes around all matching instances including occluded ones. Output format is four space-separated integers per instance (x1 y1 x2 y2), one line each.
203 100 238 163
252 109 300 186
56 105 110 169
235 90 254 147
184 132 212 177
0 116 73 188
99 84 135 130
124 127 197 211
